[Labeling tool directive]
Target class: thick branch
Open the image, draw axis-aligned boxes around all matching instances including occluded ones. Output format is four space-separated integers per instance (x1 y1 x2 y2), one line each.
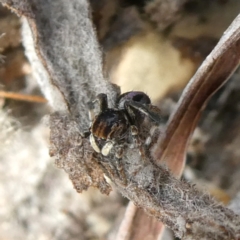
50 111 240 239
2 0 119 129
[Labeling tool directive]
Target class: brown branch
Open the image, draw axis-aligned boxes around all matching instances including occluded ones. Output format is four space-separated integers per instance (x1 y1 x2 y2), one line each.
0 90 47 103
49 112 240 239
153 14 240 174
123 9 240 240
116 202 165 240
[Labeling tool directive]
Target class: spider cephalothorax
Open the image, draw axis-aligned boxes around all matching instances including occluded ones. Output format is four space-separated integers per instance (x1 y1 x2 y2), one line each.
88 91 161 157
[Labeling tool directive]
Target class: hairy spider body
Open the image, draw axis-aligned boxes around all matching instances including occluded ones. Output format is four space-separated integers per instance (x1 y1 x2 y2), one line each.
90 108 130 155
91 109 129 140
88 91 161 182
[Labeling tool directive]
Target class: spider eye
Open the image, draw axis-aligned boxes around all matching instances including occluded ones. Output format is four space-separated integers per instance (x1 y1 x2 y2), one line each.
117 91 151 109
131 92 150 104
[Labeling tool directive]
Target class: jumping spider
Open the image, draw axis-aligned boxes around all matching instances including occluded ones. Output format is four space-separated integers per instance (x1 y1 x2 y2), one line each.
87 91 161 182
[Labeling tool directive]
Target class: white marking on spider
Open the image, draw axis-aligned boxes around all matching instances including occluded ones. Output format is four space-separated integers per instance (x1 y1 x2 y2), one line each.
130 125 138 135
90 134 101 153
145 136 152 145
101 141 114 156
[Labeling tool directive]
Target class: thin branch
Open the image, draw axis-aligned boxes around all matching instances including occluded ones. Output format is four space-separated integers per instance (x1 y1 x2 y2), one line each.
0 90 47 103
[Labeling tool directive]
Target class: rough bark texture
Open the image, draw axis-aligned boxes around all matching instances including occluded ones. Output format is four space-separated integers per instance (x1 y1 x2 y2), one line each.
3 0 119 127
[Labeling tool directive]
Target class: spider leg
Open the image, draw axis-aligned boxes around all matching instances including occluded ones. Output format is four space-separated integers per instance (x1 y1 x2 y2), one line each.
100 140 128 185
130 124 159 164
101 141 114 156
144 125 160 146
89 134 101 153
96 93 108 111
129 125 141 148
115 147 127 186
87 93 108 126
129 125 150 165
88 93 108 110
124 100 161 123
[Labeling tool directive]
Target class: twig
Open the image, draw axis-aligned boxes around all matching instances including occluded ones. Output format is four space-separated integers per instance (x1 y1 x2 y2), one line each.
0 90 47 103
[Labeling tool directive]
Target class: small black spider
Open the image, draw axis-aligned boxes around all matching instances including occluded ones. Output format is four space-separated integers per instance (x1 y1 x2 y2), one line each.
88 91 161 158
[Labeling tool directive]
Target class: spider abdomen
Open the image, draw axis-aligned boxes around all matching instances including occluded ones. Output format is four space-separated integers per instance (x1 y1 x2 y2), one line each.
91 109 129 140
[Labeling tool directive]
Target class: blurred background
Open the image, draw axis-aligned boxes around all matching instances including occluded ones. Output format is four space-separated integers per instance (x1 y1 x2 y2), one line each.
0 0 240 239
